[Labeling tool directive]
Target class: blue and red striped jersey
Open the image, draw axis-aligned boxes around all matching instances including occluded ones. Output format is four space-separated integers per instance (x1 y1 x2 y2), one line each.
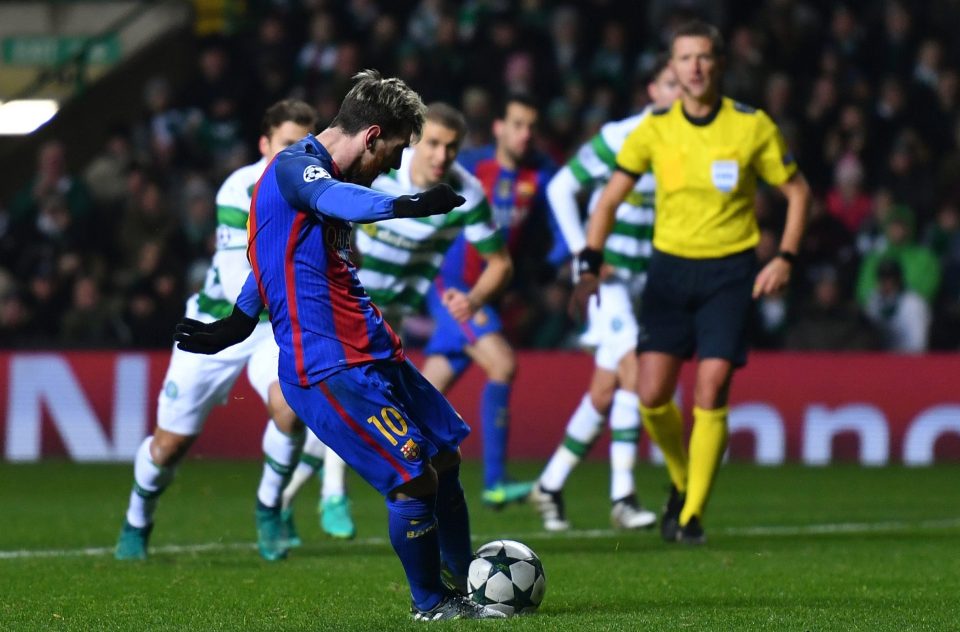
237 134 405 386
438 145 566 289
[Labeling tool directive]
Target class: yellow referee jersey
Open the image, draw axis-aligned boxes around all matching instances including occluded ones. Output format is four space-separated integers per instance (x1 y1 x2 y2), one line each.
617 97 797 259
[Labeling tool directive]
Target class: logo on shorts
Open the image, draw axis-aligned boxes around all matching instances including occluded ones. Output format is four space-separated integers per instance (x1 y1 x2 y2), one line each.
611 317 623 332
303 165 331 182
164 381 178 399
400 439 421 461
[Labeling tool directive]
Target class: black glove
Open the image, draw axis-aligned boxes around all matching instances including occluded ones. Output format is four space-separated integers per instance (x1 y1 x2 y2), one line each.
392 183 466 218
173 305 258 355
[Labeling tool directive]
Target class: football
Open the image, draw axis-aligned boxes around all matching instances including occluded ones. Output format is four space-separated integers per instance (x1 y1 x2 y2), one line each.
467 539 546 616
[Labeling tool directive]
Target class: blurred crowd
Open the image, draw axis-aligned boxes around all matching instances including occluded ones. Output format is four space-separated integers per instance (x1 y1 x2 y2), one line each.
3 0 960 353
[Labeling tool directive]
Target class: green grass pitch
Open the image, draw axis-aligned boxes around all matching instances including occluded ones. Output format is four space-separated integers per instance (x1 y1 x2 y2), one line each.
1 460 959 631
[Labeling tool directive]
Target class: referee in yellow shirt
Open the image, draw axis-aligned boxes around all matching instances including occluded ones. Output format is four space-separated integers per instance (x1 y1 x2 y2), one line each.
573 20 810 544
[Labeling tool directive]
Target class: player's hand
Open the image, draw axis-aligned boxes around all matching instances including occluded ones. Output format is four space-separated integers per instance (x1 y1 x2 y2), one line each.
393 183 466 218
568 273 599 323
442 288 479 323
173 306 258 354
753 257 791 298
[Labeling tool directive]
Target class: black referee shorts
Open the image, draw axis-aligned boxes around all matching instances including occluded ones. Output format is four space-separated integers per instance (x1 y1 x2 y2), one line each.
636 248 757 367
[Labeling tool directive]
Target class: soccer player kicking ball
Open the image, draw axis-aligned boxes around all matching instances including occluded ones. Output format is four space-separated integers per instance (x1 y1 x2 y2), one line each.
174 71 505 620
281 102 513 542
532 55 681 532
575 21 809 544
114 100 352 562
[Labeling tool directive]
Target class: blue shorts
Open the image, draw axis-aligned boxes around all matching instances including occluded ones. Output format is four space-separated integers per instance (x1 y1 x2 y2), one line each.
280 359 471 495
424 284 502 376
637 248 757 367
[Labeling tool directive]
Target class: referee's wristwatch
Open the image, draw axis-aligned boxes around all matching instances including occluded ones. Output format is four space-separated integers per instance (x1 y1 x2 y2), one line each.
776 250 797 265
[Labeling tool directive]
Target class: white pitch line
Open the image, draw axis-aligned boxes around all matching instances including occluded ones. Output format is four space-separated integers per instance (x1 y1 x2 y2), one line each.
2 517 959 561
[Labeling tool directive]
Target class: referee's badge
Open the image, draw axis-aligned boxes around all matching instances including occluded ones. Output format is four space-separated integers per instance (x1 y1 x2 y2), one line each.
711 160 739 192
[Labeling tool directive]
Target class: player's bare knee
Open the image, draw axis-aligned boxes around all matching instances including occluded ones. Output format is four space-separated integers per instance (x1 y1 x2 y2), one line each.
267 382 302 433
487 350 516 383
391 465 439 499
638 383 673 408
150 430 194 467
694 381 730 409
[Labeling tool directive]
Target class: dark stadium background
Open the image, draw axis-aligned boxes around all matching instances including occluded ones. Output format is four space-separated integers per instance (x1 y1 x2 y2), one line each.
1 0 959 465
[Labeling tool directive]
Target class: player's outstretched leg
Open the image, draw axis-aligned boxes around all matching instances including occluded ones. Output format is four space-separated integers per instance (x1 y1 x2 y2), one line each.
320 449 356 539
115 436 178 560
533 394 605 531
256 419 304 561
609 389 656 529
432 453 472 595
281 431 326 547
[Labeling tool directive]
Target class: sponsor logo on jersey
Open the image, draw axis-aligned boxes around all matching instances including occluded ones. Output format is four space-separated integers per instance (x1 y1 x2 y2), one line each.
401 438 421 461
325 224 352 259
303 165 331 182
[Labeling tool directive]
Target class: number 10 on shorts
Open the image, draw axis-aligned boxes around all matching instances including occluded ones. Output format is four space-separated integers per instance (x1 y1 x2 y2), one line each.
367 407 408 445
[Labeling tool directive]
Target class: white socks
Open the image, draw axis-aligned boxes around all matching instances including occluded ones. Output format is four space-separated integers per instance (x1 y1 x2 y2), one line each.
126 437 175 528
539 395 604 491
322 449 346 500
610 390 640 501
257 420 304 508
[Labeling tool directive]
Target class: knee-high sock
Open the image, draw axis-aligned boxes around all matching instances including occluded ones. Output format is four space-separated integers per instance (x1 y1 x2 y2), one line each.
480 381 511 488
281 434 324 511
386 496 443 611
539 394 604 491
434 465 472 578
640 401 688 493
126 437 175 528
680 406 729 525
257 420 304 509
609 390 640 502
321 448 347 500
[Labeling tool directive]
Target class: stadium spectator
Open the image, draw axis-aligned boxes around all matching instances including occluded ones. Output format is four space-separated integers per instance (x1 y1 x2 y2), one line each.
864 259 930 353
7 1 960 352
786 266 880 351
856 206 940 305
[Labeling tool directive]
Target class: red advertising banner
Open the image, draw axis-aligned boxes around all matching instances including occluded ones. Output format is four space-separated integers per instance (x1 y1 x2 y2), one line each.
1 350 959 464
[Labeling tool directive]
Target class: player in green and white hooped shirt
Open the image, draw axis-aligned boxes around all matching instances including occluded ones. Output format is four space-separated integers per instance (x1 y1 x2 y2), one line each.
531 56 681 531
282 104 512 563
115 100 343 562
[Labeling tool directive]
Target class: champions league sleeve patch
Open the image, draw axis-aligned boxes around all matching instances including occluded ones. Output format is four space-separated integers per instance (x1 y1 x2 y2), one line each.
303 165 331 182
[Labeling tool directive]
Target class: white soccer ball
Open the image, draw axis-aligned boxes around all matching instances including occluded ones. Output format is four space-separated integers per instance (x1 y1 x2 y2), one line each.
467 539 546 616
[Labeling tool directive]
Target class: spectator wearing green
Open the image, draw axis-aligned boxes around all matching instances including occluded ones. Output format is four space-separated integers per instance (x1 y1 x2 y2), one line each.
856 205 941 305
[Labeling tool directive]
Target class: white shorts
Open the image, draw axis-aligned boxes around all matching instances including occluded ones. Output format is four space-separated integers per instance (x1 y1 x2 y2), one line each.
157 296 279 436
578 280 640 371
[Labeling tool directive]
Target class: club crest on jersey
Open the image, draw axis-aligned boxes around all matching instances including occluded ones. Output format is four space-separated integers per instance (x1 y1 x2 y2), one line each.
400 439 421 461
303 165 331 182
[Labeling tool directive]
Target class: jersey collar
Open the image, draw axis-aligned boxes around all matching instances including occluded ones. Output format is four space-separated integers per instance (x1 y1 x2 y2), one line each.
681 97 723 127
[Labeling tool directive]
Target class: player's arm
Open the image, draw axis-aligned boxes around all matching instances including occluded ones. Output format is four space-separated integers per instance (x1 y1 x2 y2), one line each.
751 115 811 298
174 272 262 354
753 171 810 297
276 155 464 223
546 166 587 255
567 168 638 320
443 246 513 323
